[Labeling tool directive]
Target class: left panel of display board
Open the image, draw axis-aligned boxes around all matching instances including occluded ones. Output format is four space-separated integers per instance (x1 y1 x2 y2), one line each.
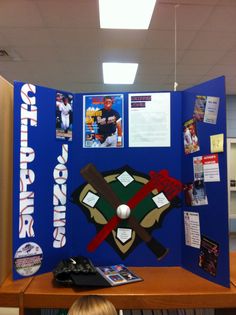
0 75 13 284
12 82 75 279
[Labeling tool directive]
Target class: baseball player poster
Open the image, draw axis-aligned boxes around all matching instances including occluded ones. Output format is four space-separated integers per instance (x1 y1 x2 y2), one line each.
56 91 73 140
83 94 124 148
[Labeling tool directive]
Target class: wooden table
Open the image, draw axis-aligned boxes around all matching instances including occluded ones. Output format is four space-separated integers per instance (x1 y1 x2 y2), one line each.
0 274 31 313
23 266 236 310
230 251 236 286
23 253 236 312
1 253 236 314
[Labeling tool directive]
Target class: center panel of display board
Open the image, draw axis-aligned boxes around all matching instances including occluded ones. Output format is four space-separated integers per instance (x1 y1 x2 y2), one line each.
68 91 183 267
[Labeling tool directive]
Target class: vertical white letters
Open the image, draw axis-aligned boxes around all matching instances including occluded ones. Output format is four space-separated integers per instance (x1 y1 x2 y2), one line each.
19 84 37 239
53 144 68 248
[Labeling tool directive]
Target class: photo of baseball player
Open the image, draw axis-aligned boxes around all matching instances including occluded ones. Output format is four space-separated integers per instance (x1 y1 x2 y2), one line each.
56 92 73 140
84 94 123 148
183 118 200 154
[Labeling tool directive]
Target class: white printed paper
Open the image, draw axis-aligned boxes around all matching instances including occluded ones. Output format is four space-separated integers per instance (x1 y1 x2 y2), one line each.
203 154 220 182
116 228 132 244
128 93 170 147
203 96 220 124
117 171 134 187
184 211 201 248
83 191 99 207
193 156 204 180
152 192 170 208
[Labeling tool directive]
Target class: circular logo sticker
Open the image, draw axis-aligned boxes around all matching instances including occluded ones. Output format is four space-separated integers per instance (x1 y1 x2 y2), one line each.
14 242 43 276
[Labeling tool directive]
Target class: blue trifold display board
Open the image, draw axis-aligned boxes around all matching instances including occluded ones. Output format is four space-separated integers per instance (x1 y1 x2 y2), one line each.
12 76 229 287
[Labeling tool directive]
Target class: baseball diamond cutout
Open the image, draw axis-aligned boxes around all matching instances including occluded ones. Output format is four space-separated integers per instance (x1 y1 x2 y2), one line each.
71 164 182 259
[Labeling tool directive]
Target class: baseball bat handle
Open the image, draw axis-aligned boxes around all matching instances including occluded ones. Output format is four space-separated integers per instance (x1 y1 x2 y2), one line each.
128 216 168 259
146 238 169 260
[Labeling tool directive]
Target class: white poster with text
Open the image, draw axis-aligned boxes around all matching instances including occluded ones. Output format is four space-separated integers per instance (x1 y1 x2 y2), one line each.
128 93 170 147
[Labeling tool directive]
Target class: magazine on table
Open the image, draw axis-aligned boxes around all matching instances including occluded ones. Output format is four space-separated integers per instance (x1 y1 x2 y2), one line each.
96 264 143 286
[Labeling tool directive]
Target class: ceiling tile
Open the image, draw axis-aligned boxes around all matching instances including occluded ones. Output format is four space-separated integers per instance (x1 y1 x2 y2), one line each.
48 29 100 48
0 0 43 27
54 45 100 62
140 49 174 64
14 46 57 61
151 3 214 30
0 61 31 73
203 6 236 31
217 50 236 65
179 50 226 65
216 0 236 5
98 30 147 49
175 4 214 30
159 0 218 4
0 31 11 46
2 28 54 46
205 65 236 77
150 4 175 30
99 48 141 63
144 30 196 50
189 31 236 50
36 0 99 28
138 63 173 75
176 64 211 76
60 61 101 75
136 74 169 83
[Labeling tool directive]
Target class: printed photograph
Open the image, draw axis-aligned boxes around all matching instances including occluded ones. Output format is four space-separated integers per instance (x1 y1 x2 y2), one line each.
199 236 219 277
193 95 206 121
183 180 208 206
83 94 124 148
192 179 208 206
183 118 200 154
56 92 73 140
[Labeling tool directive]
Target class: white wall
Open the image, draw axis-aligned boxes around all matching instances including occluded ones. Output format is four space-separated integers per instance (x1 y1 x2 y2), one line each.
227 95 236 138
227 95 236 232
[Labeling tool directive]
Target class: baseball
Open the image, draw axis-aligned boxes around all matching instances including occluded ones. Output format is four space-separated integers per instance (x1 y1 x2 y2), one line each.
116 204 131 219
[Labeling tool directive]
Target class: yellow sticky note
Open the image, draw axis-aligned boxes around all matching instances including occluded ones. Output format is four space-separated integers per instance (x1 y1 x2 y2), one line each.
210 134 224 153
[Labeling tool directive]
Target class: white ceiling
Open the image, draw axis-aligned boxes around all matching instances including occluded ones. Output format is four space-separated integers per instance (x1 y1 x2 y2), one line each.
0 0 236 94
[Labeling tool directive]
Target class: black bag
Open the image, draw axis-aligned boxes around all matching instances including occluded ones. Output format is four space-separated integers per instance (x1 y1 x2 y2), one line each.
53 255 109 287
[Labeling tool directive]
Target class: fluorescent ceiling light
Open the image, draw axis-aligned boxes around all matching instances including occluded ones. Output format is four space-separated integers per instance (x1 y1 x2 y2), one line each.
103 63 138 84
99 0 156 29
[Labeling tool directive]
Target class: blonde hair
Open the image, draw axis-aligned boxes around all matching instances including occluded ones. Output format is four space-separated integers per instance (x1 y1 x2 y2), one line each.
68 295 117 315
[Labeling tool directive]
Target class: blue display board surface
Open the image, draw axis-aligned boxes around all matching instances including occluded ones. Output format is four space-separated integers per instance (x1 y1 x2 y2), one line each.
12 77 229 287
181 76 229 287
